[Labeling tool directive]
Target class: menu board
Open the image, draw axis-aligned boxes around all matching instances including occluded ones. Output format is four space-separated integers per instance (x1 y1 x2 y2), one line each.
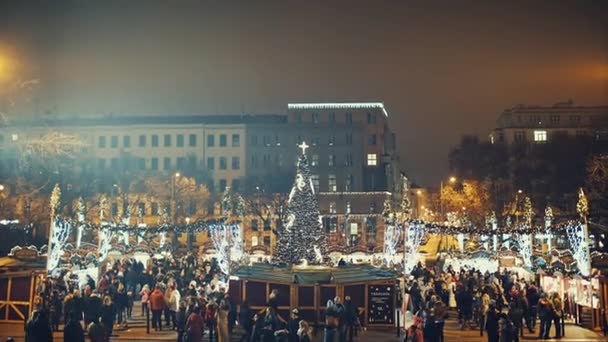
368 284 394 324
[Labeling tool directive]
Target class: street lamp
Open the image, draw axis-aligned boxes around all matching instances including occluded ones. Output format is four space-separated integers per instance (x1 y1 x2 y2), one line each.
0 184 4 191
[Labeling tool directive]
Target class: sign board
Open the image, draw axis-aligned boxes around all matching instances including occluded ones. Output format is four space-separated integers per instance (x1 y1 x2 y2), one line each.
499 257 515 267
367 284 394 324
13 248 39 260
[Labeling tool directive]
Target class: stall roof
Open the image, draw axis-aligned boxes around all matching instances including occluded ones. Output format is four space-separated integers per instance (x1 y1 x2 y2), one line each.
0 256 46 273
234 263 398 285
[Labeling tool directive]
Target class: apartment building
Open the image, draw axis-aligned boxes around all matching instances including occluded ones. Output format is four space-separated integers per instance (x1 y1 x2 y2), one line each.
489 101 608 145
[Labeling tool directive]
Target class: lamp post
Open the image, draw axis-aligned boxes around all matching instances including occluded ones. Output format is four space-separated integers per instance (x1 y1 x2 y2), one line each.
171 172 180 247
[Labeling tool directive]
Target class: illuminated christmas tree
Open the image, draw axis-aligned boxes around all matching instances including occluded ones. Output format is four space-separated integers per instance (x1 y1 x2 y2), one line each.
275 142 327 265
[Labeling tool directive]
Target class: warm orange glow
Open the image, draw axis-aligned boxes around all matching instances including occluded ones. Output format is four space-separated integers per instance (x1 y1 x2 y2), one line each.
449 176 456 183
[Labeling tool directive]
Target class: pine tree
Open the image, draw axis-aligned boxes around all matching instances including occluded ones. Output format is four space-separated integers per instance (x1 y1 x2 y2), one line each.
275 151 327 265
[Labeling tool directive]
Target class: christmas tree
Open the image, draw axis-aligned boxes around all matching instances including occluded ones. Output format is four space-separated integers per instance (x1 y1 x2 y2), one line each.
275 142 327 265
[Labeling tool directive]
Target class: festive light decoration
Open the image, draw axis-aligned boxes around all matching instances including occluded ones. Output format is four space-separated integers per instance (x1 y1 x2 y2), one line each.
76 197 85 248
566 222 591 276
404 223 424 275
47 184 70 272
208 223 244 276
544 206 554 252
515 233 532 267
382 199 401 260
275 147 328 265
98 226 115 262
399 175 412 222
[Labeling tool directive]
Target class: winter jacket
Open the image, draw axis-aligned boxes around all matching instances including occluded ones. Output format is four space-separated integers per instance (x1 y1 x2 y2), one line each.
149 289 166 311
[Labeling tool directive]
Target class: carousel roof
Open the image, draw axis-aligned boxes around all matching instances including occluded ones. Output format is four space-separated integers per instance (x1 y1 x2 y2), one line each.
234 263 398 284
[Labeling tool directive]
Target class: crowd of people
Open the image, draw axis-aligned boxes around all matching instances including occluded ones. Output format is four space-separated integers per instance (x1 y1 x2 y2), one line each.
403 262 566 342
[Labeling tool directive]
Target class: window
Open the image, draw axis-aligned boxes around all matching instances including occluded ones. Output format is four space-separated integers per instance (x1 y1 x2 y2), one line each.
263 154 271 167
311 174 320 193
138 203 146 215
533 130 547 142
570 115 581 124
219 179 227 192
251 236 259 246
550 115 560 124
328 135 335 146
151 158 158 170
368 134 377 146
263 236 271 247
295 113 302 123
263 135 270 146
163 157 171 170
177 157 185 169
151 134 159 147
207 134 215 147
345 174 353 191
346 201 351 214
328 175 337 192
323 216 338 233
345 153 353 166
98 158 106 169
232 134 240 147
123 136 131 148
275 134 280 146
345 112 353 124
151 202 159 215
346 133 352 145
251 219 259 231
251 155 259 168
139 135 146 147
367 153 377 166
329 202 336 214
264 220 271 231
312 112 319 124
367 112 377 124
311 154 319 166
232 179 240 191
329 112 336 124
251 135 258 146
219 134 227 147
177 134 184 147
110 158 119 169
207 157 215 170
219 157 227 170
164 134 171 147
232 157 240 170
188 156 197 169
98 136 106 148
137 158 145 170
328 154 335 167
187 134 196 147
111 136 118 148
366 217 377 243
514 131 526 143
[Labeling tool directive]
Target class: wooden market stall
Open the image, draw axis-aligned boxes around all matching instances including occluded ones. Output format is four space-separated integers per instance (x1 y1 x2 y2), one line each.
231 263 399 328
0 248 45 323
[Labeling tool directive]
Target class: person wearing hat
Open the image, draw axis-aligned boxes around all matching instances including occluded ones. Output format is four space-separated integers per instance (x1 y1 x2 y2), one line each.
287 309 301 342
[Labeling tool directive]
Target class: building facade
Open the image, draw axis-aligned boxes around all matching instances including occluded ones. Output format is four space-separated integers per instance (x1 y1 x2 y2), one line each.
489 101 608 145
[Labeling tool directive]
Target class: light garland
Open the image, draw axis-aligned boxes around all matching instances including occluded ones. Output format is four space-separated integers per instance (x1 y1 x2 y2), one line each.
566 222 591 276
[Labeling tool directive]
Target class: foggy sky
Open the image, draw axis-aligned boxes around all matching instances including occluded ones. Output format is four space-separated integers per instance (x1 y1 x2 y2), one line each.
1 0 607 186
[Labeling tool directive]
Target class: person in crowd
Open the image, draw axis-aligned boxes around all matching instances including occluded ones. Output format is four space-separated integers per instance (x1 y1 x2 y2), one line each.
84 291 103 327
405 315 424 342
333 296 346 342
537 293 553 340
168 283 181 330
343 296 358 342
139 284 150 316
217 299 230 342
86 275 96 291
498 313 518 342
239 300 253 342
101 296 115 342
87 319 105 342
324 299 338 342
73 289 84 322
176 301 188 342
226 293 237 336
186 305 205 342
126 290 134 320
297 320 313 342
49 290 62 332
423 308 439 342
285 308 301 342
206 300 218 341
260 307 280 342
526 285 540 333
63 292 75 326
113 283 128 328
507 300 524 339
485 301 500 342
149 284 166 331
25 299 54 342
64 311 85 342
552 292 563 339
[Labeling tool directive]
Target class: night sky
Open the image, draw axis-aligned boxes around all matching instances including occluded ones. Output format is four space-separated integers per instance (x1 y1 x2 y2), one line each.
1 0 607 186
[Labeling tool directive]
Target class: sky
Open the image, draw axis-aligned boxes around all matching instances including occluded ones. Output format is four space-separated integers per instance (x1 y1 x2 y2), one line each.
1 0 607 186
